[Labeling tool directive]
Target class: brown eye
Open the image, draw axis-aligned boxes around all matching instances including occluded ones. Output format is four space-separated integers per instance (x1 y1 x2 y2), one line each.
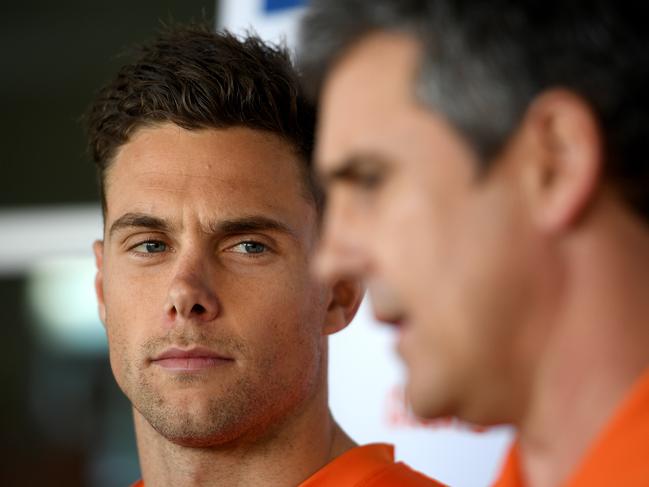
356 171 384 189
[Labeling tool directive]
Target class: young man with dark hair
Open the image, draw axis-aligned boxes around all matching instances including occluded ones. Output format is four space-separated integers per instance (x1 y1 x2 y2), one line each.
300 2 649 486
86 25 441 487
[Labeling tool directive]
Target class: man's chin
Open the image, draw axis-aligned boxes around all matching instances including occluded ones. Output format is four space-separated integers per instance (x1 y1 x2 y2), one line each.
407 383 506 427
409 397 452 420
132 397 229 443
161 430 226 448
405 376 458 420
147 414 240 447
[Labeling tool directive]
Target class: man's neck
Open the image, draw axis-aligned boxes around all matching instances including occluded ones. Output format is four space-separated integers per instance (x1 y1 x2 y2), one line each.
516 202 649 487
133 386 355 487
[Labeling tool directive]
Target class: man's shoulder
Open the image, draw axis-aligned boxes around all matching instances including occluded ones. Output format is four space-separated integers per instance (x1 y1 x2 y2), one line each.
367 461 447 486
300 443 445 487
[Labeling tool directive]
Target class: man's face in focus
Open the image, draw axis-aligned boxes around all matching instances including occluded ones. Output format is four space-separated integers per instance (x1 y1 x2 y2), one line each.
316 33 538 423
94 123 333 446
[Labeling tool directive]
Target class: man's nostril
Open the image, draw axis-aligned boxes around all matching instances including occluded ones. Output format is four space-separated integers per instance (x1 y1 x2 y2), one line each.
191 304 206 315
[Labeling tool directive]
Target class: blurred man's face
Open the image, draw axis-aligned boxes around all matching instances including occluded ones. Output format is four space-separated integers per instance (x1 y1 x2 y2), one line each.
316 33 539 422
94 123 331 446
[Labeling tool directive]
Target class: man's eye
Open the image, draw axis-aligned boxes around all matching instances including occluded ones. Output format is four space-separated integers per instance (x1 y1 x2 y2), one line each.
132 241 167 253
356 172 384 190
344 167 386 191
229 241 268 255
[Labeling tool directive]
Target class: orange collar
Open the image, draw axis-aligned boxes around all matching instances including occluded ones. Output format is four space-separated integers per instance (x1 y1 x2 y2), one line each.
494 367 649 487
299 443 396 486
131 444 398 487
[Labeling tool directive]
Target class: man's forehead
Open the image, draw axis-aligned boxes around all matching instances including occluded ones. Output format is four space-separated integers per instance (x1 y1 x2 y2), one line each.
102 124 318 235
108 125 302 193
321 31 421 110
108 126 285 180
317 32 422 174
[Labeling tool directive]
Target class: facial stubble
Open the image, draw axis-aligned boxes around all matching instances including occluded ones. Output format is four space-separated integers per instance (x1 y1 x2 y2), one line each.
115 330 323 448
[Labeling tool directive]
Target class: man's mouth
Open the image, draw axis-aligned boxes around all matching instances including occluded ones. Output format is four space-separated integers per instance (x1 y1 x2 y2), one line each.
374 312 408 329
374 313 413 360
151 346 235 372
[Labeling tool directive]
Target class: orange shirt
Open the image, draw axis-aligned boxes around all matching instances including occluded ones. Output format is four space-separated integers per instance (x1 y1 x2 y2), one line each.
131 443 444 487
299 443 444 486
493 367 649 487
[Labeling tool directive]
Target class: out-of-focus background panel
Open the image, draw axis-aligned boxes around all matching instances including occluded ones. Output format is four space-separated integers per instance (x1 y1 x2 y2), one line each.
0 2 214 486
0 0 214 207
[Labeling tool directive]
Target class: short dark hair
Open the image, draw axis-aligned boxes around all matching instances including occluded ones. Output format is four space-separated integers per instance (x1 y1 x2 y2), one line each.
299 0 649 222
86 24 320 214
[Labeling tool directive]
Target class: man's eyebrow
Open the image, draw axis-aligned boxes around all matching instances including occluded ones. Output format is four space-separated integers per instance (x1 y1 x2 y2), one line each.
208 216 297 239
319 154 389 186
108 212 170 238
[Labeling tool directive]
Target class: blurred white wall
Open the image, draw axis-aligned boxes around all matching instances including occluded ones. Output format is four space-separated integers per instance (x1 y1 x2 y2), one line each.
0 204 101 276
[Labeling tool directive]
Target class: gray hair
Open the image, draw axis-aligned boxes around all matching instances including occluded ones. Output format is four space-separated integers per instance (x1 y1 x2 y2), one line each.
299 0 649 219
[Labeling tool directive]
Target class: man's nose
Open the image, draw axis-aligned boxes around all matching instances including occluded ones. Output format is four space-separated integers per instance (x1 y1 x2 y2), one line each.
164 258 220 324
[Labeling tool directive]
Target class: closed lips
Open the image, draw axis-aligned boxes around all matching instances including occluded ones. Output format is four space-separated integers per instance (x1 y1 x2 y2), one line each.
152 347 234 370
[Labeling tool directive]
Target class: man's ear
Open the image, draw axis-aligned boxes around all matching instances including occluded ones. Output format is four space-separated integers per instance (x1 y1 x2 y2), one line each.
93 240 106 326
322 278 364 336
518 89 603 233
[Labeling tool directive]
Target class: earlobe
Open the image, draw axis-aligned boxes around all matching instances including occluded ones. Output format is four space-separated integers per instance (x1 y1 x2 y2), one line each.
93 240 107 325
523 89 603 233
323 278 365 336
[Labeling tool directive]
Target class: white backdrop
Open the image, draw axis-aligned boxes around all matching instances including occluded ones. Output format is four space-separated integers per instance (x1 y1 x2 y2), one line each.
217 1 513 486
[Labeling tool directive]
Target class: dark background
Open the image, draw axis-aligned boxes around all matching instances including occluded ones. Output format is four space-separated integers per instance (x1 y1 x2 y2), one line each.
0 1 216 485
0 0 215 207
